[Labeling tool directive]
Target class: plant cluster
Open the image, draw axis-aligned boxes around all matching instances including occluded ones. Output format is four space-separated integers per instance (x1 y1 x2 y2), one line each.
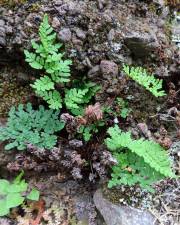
24 15 100 112
0 13 175 220
0 171 39 217
0 103 65 150
24 14 72 109
103 97 131 119
123 64 166 97
105 125 175 191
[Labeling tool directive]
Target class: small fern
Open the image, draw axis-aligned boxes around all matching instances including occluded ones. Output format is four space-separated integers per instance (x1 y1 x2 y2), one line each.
123 64 166 97
24 14 72 109
65 82 101 116
0 103 64 150
105 125 175 191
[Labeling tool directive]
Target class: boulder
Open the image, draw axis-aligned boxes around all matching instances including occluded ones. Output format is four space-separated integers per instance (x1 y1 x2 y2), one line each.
94 190 156 225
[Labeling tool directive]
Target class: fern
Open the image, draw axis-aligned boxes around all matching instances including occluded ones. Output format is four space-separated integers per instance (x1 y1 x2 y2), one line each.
64 82 101 115
123 64 166 97
105 125 175 191
0 103 64 150
24 14 72 109
31 76 54 92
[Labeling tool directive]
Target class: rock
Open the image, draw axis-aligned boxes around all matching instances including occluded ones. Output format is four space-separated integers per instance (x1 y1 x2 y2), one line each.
0 19 5 27
100 60 118 79
0 36 6 46
75 28 86 40
124 29 158 57
58 28 72 42
88 65 100 78
94 189 156 225
51 17 60 28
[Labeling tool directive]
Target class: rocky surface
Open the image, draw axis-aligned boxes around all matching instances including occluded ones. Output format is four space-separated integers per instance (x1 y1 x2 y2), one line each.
94 189 156 225
0 0 179 77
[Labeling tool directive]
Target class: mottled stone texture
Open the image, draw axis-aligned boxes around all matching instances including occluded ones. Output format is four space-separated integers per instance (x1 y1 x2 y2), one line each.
94 189 156 225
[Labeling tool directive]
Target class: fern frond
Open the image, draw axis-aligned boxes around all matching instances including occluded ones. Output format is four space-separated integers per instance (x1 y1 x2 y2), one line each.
123 64 166 97
108 151 164 192
106 125 174 178
24 50 44 69
105 126 175 191
0 103 64 150
39 90 63 110
31 76 54 92
65 88 89 110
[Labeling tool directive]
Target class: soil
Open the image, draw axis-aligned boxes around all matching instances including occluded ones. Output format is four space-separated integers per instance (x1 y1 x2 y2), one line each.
0 0 179 225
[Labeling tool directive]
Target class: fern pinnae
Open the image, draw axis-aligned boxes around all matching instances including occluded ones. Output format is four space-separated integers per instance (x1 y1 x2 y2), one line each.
106 125 175 190
123 64 166 97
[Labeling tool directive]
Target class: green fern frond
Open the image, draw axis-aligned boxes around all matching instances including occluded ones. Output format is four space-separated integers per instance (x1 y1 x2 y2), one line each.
39 90 63 110
31 76 54 92
24 50 44 69
0 103 64 150
105 125 175 190
123 64 166 97
106 125 174 177
65 88 89 110
24 14 72 109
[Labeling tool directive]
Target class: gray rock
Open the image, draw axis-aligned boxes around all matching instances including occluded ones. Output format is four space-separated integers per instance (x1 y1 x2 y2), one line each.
100 60 118 79
0 36 6 46
94 190 156 225
58 28 72 42
0 19 5 27
124 30 158 57
88 65 100 78
75 28 86 40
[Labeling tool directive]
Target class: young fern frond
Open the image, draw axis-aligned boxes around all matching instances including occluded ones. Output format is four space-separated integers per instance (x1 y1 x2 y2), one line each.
123 64 166 97
24 14 72 109
65 88 89 110
64 82 101 115
31 76 54 92
105 125 175 190
38 90 63 110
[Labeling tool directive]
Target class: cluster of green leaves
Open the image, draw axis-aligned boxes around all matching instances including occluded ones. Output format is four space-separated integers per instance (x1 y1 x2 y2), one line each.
105 125 175 191
104 97 131 119
0 103 64 150
78 121 105 142
0 171 39 217
65 82 101 116
24 14 72 109
123 64 166 97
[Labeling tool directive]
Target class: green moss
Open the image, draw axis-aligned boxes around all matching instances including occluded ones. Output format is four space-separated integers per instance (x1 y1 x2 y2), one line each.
0 76 31 117
0 0 27 7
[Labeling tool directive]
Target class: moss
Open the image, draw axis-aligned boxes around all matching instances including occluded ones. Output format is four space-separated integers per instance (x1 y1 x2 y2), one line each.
0 0 27 7
0 75 31 117
28 3 41 12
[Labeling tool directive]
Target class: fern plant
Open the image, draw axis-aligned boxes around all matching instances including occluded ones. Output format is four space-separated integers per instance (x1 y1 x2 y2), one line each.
105 125 175 191
24 14 72 109
123 64 166 97
77 121 105 141
0 103 64 150
65 82 101 116
0 171 39 217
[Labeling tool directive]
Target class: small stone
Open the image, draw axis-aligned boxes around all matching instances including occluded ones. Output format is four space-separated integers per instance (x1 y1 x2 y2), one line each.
0 19 5 27
0 36 6 46
100 60 118 79
52 17 60 28
58 28 72 42
88 65 100 78
75 28 86 40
